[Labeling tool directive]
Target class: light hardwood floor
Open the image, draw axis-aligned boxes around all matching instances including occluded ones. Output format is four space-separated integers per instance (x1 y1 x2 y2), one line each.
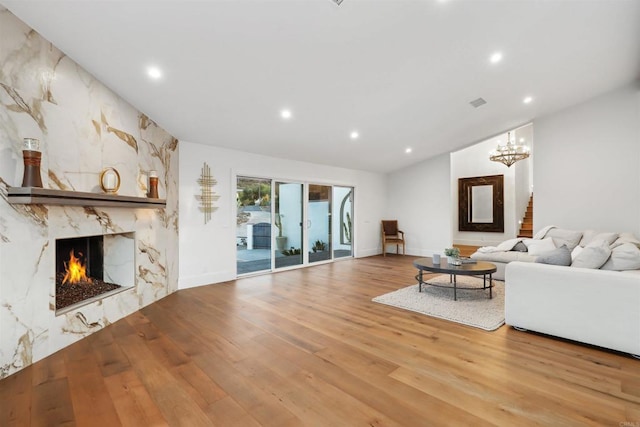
1 255 639 426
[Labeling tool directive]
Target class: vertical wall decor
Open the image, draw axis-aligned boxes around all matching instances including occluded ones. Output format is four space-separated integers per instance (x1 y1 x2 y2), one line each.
196 162 219 224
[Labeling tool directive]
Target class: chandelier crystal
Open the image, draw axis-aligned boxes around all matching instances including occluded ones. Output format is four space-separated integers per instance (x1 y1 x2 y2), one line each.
489 132 530 167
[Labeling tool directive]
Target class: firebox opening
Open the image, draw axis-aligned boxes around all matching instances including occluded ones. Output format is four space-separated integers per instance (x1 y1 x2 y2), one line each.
56 235 104 281
55 232 135 315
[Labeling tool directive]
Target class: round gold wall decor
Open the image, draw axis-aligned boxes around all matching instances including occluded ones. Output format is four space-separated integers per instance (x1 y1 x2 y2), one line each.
99 167 121 193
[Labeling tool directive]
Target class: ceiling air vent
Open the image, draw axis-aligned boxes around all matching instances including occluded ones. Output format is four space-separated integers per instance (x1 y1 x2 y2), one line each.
469 97 487 108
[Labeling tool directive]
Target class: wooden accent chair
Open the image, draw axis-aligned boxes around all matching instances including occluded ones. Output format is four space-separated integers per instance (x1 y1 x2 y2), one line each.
381 220 406 257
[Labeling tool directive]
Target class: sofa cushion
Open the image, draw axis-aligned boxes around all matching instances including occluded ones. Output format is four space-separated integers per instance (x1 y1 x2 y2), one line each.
571 239 611 269
600 243 640 271
525 238 556 256
579 230 618 247
545 228 583 250
535 245 572 266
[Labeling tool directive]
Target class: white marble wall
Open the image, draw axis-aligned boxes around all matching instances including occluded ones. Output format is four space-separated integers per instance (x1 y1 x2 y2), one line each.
0 7 179 379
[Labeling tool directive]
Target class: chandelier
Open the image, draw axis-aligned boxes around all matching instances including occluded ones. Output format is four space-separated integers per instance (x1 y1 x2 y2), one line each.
489 132 530 167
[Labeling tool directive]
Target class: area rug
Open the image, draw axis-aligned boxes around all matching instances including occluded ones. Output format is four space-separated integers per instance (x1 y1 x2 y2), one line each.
372 275 505 331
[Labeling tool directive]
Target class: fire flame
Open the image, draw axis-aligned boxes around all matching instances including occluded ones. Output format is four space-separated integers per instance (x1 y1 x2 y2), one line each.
62 250 91 285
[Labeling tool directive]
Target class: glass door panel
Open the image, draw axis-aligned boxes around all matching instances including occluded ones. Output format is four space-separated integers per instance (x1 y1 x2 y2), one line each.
333 186 353 258
308 184 332 263
236 177 272 275
274 182 303 269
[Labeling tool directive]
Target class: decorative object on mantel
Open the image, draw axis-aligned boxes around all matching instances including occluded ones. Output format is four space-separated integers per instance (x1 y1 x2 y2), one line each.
196 162 219 224
99 167 121 194
147 170 159 198
489 131 530 167
21 138 43 188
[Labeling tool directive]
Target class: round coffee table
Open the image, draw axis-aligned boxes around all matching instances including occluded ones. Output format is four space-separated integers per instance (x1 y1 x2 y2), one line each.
413 257 497 301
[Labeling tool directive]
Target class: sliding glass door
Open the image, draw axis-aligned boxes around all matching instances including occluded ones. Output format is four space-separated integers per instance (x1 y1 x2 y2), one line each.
237 177 353 275
308 185 332 263
333 186 353 259
236 177 272 275
274 181 303 269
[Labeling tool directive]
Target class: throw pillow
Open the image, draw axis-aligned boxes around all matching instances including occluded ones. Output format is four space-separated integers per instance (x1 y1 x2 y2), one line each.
571 245 584 262
512 241 528 252
535 245 571 266
525 238 556 256
496 238 522 251
545 228 583 250
600 243 640 271
615 233 640 249
571 239 611 269
579 231 618 247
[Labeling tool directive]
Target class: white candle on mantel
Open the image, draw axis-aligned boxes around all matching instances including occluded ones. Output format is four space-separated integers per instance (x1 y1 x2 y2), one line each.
105 173 116 190
23 138 40 151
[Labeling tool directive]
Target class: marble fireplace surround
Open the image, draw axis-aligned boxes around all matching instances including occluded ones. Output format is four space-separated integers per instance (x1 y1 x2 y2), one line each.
0 7 179 379
55 231 136 315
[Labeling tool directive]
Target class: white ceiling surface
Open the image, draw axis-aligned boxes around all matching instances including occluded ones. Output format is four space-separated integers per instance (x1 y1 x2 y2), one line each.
3 1 640 173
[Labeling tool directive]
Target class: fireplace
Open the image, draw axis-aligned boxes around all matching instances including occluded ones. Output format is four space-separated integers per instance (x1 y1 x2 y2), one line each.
55 232 135 314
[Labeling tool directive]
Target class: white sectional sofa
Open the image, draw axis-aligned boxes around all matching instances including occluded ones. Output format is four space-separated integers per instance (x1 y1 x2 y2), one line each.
505 262 640 356
471 227 640 356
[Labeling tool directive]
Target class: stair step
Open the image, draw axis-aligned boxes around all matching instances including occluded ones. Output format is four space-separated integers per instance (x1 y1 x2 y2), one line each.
519 194 534 238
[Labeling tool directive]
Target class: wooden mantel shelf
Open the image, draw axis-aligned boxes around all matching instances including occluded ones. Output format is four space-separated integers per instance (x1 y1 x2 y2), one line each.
7 187 166 209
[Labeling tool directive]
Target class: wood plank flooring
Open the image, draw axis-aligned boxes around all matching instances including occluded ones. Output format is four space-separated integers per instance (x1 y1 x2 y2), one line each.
2 255 639 426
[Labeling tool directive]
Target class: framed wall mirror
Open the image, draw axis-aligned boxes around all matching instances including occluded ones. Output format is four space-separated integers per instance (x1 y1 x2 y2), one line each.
458 174 504 232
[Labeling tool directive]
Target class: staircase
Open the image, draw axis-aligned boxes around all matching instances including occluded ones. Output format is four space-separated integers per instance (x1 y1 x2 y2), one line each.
518 195 533 238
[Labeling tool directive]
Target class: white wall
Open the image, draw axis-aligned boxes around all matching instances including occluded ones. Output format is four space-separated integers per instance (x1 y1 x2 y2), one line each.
386 153 452 257
179 142 386 289
513 125 534 228
534 82 640 235
450 133 532 247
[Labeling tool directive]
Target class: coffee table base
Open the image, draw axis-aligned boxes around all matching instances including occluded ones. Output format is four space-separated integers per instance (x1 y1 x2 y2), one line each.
416 271 493 301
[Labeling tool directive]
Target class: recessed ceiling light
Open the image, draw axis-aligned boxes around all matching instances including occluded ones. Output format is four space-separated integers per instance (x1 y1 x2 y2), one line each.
147 66 162 80
405 147 412 154
523 96 533 104
490 52 503 64
280 109 292 120
350 131 359 140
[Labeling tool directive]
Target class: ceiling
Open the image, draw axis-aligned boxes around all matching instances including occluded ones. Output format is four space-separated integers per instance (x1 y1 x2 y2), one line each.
3 0 639 173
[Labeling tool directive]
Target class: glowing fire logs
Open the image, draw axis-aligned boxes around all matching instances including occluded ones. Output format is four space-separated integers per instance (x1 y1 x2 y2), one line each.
55 250 121 311
62 250 91 285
